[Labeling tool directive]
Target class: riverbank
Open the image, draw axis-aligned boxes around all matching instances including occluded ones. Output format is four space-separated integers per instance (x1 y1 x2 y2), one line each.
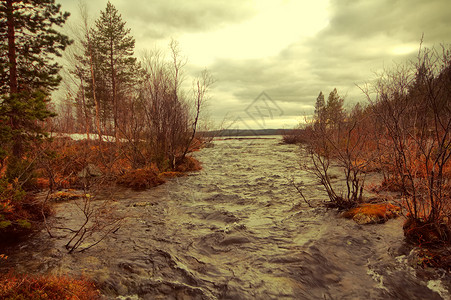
1 138 450 299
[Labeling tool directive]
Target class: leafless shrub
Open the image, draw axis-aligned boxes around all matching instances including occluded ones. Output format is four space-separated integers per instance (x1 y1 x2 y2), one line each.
361 42 451 242
63 189 122 254
302 95 377 209
44 175 123 254
35 137 123 253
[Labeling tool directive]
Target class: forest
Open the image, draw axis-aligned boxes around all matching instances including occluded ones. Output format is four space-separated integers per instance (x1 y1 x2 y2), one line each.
0 0 450 299
0 0 211 298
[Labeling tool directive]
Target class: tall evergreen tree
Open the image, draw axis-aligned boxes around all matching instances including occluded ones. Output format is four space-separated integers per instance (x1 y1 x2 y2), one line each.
314 91 326 125
91 1 137 137
0 0 71 94
0 0 71 177
326 88 344 127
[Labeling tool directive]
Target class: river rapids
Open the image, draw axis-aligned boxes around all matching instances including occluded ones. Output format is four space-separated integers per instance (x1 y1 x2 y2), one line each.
1 137 450 299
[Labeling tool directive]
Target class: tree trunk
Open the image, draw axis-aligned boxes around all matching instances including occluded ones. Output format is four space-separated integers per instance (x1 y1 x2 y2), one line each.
109 40 119 144
6 0 17 94
6 0 22 158
78 70 90 139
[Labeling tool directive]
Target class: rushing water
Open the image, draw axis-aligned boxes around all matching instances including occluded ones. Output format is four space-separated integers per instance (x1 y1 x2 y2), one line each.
2 137 451 299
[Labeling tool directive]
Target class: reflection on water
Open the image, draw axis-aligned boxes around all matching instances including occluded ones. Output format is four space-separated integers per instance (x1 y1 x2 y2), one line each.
1 137 450 299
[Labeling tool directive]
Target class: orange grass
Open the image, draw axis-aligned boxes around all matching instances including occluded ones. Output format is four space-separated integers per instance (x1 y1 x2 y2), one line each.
0 273 100 300
33 139 203 190
343 203 401 222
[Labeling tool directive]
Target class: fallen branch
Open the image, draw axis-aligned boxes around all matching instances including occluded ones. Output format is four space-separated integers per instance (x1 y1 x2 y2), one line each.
290 178 314 208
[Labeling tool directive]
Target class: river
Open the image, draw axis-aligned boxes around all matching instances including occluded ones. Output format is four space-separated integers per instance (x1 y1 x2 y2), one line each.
1 137 450 299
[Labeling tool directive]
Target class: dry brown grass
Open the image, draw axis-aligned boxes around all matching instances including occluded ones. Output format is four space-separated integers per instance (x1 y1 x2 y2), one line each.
0 272 100 300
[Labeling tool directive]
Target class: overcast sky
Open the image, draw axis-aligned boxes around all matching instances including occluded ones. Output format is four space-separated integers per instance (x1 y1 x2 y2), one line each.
58 0 451 129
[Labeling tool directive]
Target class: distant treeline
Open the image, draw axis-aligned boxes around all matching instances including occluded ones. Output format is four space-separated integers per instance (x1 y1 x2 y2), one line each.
201 129 293 137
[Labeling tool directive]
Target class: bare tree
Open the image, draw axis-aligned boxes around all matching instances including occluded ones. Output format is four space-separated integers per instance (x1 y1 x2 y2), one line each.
178 69 214 165
134 43 211 171
303 90 376 209
361 44 451 242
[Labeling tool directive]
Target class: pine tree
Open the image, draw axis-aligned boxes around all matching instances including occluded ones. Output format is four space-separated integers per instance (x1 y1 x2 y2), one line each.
326 88 344 127
0 0 71 179
91 1 137 138
0 0 71 94
314 91 326 125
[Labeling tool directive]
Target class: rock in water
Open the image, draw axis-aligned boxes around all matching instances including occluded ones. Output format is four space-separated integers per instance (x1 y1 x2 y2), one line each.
78 164 103 178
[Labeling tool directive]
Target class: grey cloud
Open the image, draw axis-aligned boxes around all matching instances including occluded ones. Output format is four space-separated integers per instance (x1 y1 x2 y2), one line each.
59 0 257 40
327 0 451 43
279 0 451 105
118 0 257 39
207 56 323 123
205 0 451 126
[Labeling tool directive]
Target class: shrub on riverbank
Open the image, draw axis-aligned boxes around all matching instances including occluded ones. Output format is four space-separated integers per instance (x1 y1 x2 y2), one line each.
175 155 203 172
33 137 203 190
290 43 451 260
403 217 451 246
364 45 451 247
295 90 375 210
282 129 308 144
117 167 166 190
